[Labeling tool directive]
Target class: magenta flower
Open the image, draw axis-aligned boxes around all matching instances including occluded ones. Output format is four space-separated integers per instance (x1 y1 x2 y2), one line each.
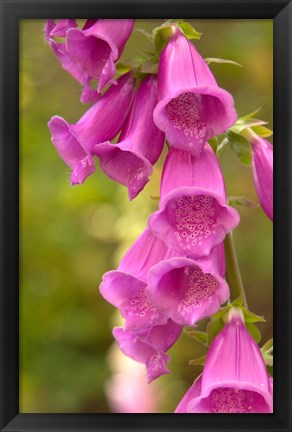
146 243 229 326
45 20 99 104
175 308 273 413
250 132 273 221
66 19 135 93
153 28 237 157
100 229 177 331
48 73 136 185
148 145 240 256
113 320 182 383
94 75 165 200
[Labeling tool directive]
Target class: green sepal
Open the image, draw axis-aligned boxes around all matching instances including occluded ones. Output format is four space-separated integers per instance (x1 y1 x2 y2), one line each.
261 338 273 352
205 57 242 67
205 301 264 346
153 20 201 55
231 108 273 138
228 196 259 208
184 329 208 346
227 130 252 166
251 125 273 138
261 338 273 367
116 63 132 75
267 365 273 376
232 118 268 134
217 137 229 156
206 317 225 345
240 107 262 120
178 21 202 40
246 323 261 343
189 355 207 366
208 137 218 153
241 307 265 324
153 25 176 55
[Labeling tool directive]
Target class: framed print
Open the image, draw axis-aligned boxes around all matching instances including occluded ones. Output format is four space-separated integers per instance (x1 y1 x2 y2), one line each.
0 1 291 431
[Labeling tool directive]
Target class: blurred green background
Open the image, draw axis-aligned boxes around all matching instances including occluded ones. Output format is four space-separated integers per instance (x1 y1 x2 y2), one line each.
20 19 273 413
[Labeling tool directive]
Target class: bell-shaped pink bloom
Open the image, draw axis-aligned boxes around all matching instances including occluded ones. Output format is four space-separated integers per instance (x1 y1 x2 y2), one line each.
250 132 273 221
175 375 203 413
175 308 273 413
153 29 237 157
45 20 99 104
148 145 240 257
113 320 182 383
66 19 135 93
100 229 178 331
146 243 229 326
48 73 136 185
94 75 165 200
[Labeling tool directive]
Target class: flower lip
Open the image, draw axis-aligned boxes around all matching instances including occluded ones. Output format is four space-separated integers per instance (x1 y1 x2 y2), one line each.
188 381 273 413
67 27 119 62
94 142 153 201
99 270 168 331
153 85 237 156
148 186 239 257
48 115 96 185
147 256 229 326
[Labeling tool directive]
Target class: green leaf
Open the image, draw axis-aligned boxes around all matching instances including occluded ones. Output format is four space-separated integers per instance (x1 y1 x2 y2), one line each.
153 25 176 55
267 365 273 376
178 21 202 40
251 125 273 138
239 107 262 120
228 196 259 208
206 317 225 345
227 130 252 166
261 338 273 366
205 57 241 67
217 137 229 156
242 307 265 323
262 352 273 367
184 330 208 345
189 355 207 366
232 118 267 134
261 338 273 354
116 63 132 75
208 137 218 153
246 323 261 343
231 297 243 307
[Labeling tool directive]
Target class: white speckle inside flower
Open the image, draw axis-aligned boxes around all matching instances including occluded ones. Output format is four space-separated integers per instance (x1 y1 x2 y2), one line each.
166 195 220 252
166 93 207 141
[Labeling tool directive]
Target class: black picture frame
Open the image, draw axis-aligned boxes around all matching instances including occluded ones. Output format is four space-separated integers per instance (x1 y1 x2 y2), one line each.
0 0 291 431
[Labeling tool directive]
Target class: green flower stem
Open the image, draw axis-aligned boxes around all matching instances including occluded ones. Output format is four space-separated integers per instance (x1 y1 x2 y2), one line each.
224 231 248 308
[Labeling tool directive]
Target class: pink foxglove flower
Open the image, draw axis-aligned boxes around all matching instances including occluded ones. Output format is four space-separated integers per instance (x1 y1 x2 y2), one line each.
175 308 273 413
153 28 237 157
113 320 182 383
148 145 240 256
146 243 229 326
100 229 176 331
94 75 165 200
250 132 273 221
66 19 135 93
48 73 136 185
45 20 99 104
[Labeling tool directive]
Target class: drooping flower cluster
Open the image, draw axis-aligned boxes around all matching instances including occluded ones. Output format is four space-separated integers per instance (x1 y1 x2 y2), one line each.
47 19 273 413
